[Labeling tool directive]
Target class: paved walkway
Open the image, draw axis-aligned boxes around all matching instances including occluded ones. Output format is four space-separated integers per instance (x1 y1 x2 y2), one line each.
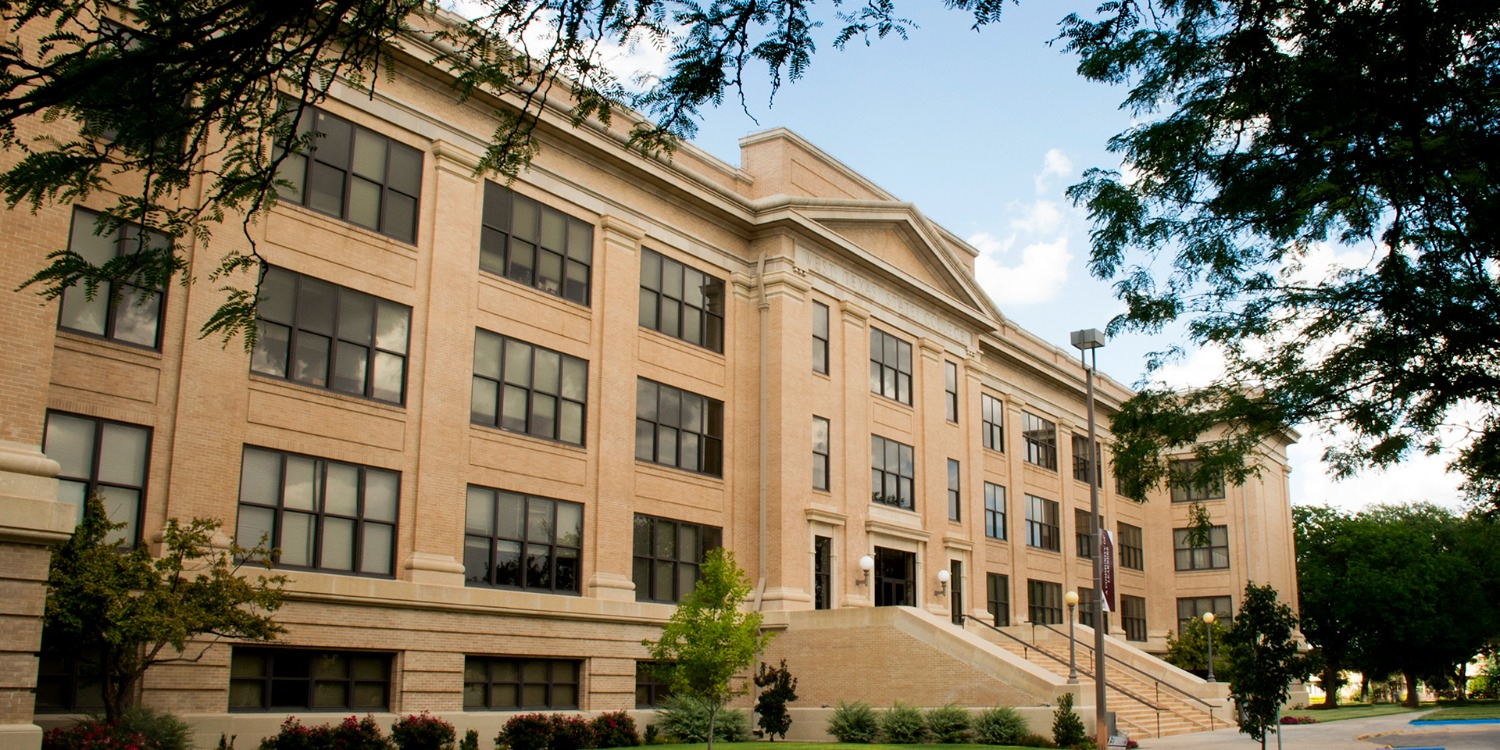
1136 710 1500 750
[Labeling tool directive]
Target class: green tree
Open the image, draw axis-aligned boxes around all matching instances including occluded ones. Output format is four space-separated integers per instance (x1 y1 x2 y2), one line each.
642 548 771 750
1163 616 1232 683
45 496 286 722
1224 582 1304 747
753 659 798 741
1050 692 1086 749
1292 505 1360 708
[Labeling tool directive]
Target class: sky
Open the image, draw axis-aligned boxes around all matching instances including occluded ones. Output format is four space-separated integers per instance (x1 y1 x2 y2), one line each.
446 1 1467 513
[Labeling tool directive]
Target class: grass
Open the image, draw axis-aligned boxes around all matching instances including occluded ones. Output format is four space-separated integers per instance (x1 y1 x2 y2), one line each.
1415 701 1500 722
1281 703 1420 723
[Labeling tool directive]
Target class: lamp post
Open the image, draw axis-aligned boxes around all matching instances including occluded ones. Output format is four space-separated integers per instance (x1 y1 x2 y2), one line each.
1070 328 1107 748
1065 590 1080 684
1203 611 1217 683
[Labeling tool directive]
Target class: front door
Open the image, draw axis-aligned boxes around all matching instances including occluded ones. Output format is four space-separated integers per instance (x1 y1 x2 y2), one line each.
875 547 914 606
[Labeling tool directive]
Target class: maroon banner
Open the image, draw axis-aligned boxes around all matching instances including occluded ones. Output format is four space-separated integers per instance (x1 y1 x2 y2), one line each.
1100 528 1116 612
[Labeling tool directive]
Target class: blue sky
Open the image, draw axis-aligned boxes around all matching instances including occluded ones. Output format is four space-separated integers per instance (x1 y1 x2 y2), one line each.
445 1 1467 512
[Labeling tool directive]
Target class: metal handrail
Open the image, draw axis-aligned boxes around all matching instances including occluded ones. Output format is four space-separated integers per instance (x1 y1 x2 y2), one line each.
1036 622 1218 713
960 616 1165 712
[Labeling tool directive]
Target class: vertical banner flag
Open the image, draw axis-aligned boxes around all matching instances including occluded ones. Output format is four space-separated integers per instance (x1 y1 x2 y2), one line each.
1100 527 1116 613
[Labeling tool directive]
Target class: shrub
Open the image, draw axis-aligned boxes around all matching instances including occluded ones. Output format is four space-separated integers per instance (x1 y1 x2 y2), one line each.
754 660 799 741
1051 694 1087 750
641 725 662 746
1016 733 1058 748
973 706 1029 745
879 702 929 744
116 706 193 750
392 712 456 750
549 716 595 750
826 701 879 743
256 716 394 750
1279 715 1318 725
332 716 397 750
498 714 554 750
460 729 479 750
256 717 333 750
925 704 971 743
43 721 149 750
655 695 749 743
590 711 640 748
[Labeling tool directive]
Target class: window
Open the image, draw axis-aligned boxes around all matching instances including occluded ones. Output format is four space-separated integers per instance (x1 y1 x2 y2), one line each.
43 412 150 544
986 573 1010 627
34 637 104 714
465 657 579 710
235 447 398 576
1174 525 1230 571
472 330 588 445
812 416 831 491
632 514 723 603
1071 434 1102 485
57 207 166 348
1078 586 1098 628
229 648 390 711
1118 522 1144 570
639 248 724 352
947 459 961 522
983 483 1006 540
1027 579 1063 625
252 267 410 404
1121 595 1148 641
635 379 724 476
981 393 1004 452
948 560 964 625
1177 595 1232 632
812 301 830 374
1171 458 1226 502
276 105 421 242
480 182 593 305
944 361 959 422
1075 509 1095 559
868 327 912 404
814 535 832 610
1022 411 1057 469
1024 494 1060 551
635 662 674 708
870 435 915 510
464 486 582 594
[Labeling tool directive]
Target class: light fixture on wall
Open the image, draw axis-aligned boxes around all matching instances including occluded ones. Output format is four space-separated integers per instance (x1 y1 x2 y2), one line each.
935 568 951 596
857 554 874 587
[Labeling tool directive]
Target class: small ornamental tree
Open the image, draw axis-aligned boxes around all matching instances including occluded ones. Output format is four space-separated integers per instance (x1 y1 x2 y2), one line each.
1225 582 1306 748
45 496 286 722
754 660 799 741
643 548 772 750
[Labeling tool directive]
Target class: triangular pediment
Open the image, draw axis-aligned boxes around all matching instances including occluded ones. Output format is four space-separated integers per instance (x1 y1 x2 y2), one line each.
819 219 962 299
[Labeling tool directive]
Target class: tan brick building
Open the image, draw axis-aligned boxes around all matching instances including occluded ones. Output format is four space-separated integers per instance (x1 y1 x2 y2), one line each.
0 12 1299 747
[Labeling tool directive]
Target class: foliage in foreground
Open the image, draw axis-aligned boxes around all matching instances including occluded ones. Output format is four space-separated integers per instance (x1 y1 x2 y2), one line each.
1049 693 1086 749
925 703 972 744
754 660 799 741
827 701 879 744
972 707 1029 746
1162 617 1233 683
1225 583 1306 745
877 703 929 744
42 706 191 750
655 695 751 743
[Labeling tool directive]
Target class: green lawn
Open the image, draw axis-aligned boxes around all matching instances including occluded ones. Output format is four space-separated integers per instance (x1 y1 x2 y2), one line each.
1281 703 1420 723
1415 701 1500 722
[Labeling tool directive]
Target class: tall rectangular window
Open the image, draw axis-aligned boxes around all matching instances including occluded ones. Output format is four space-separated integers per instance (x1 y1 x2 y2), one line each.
472 330 588 445
986 573 1010 627
235 447 398 576
34 638 104 714
812 416 831 491
1024 494 1059 551
870 435 915 510
43 412 150 545
276 105 421 242
983 483 1006 540
1078 586 1098 628
635 662 674 708
944 361 959 422
947 459 961 522
632 514 723 603
1177 595 1232 632
812 301 830 374
1174 525 1230 570
252 267 410 404
1170 458 1226 502
636 379 724 476
639 248 724 352
814 535 832 610
981 393 1004 452
1027 579 1063 625
1075 508 1095 559
868 327 912 404
464 657 579 710
1022 411 1057 470
480 183 593 305
1071 434 1101 485
463 486 582 594
228 648 390 711
1118 522 1144 570
1121 595 1148 641
57 207 166 348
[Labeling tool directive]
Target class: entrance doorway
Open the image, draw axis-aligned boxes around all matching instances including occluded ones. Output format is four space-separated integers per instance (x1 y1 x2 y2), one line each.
874 547 914 606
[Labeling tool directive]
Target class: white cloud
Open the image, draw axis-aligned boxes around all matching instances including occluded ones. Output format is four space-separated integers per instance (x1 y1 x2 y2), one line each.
1008 200 1064 236
1034 148 1073 193
973 233 1073 306
1288 429 1465 511
1150 345 1227 389
438 3 673 90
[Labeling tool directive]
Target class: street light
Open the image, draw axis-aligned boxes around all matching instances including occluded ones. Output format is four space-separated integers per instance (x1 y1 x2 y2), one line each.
1065 590 1080 684
1070 327 1107 748
1203 611 1217 683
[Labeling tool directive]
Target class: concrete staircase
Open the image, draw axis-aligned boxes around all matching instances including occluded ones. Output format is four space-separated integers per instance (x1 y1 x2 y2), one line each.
969 621 1227 738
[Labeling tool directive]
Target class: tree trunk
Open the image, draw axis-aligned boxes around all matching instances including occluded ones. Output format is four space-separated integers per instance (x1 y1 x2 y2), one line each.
1318 663 1341 709
706 704 718 750
1454 663 1468 702
1402 672 1421 708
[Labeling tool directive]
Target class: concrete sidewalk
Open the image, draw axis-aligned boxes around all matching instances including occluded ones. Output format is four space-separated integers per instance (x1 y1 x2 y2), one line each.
1133 710 1500 749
